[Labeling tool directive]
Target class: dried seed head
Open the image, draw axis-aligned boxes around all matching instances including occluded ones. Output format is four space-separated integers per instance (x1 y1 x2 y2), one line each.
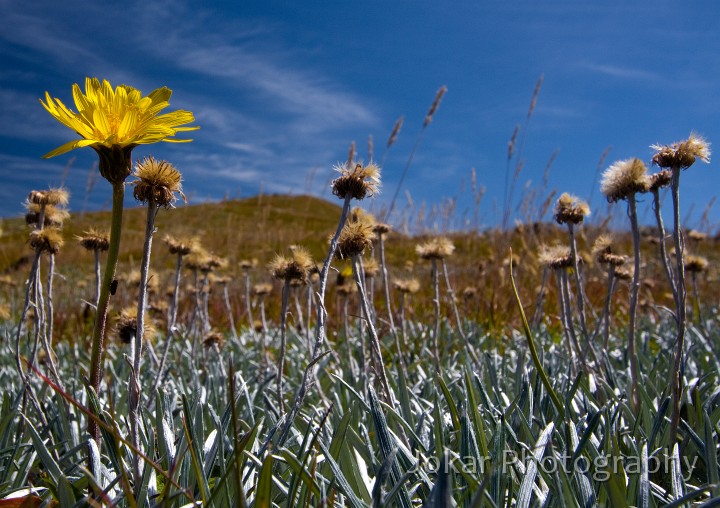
463 286 478 299
424 85 448 127
652 133 711 169
373 222 391 235
687 230 708 243
25 203 69 228
614 267 632 281
269 246 313 282
685 254 709 273
393 278 420 294
648 170 673 192
387 116 404 148
553 193 590 224
239 259 257 271
29 228 64 254
416 237 455 260
163 234 196 256
131 156 185 207
331 162 381 200
538 244 573 270
28 187 70 207
335 220 375 259
253 283 273 297
600 158 651 202
349 207 377 228
336 282 356 297
592 235 626 267
114 307 156 344
77 228 110 252
203 330 225 349
363 257 380 277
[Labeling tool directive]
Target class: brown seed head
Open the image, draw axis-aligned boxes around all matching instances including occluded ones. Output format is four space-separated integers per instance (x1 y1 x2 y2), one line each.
25 203 69 228
164 234 196 256
416 237 455 260
592 235 627 267
29 228 63 254
614 267 632 281
652 133 711 169
253 283 273 297
114 307 156 344
687 230 708 243
28 187 70 207
331 162 381 200
600 158 651 202
373 223 391 235
463 286 478 299
553 193 590 224
203 330 225 349
335 220 375 259
685 254 709 273
269 246 313 282
131 156 185 207
424 85 448 127
363 257 380 278
393 278 420 294
77 228 110 252
239 259 257 271
538 244 573 270
648 170 673 192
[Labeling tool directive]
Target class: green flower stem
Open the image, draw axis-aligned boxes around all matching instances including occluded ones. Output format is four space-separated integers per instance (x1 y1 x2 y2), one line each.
509 249 565 419
89 180 124 442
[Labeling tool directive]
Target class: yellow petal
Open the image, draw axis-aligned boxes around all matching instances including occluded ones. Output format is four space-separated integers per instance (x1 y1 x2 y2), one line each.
42 139 97 158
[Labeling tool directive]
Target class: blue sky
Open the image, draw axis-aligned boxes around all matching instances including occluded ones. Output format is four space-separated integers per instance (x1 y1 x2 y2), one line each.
1 0 719 231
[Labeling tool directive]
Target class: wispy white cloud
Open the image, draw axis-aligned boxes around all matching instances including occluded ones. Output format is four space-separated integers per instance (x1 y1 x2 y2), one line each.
580 63 660 82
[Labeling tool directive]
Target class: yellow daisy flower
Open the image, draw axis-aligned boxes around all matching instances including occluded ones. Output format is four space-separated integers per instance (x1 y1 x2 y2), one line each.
40 77 198 159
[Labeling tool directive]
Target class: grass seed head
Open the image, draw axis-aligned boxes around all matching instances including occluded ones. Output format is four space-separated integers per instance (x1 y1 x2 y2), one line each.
132 156 185 207
553 193 590 224
600 158 651 202
652 133 711 169
331 162 381 200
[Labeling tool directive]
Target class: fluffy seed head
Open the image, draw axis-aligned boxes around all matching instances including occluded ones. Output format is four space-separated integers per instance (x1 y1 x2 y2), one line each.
600 158 651 203
393 278 420 294
363 257 380 278
538 244 573 270
331 162 381 200
335 220 375 259
687 230 708 243
373 223 391 235
163 234 196 256
77 228 110 252
463 286 478 299
114 307 156 344
28 188 70 207
592 235 626 267
29 228 64 254
553 193 590 224
25 203 69 228
132 156 185 207
648 170 673 192
269 246 313 282
203 330 225 349
253 283 273 297
416 237 455 260
652 133 711 169
685 255 709 273
614 267 632 281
